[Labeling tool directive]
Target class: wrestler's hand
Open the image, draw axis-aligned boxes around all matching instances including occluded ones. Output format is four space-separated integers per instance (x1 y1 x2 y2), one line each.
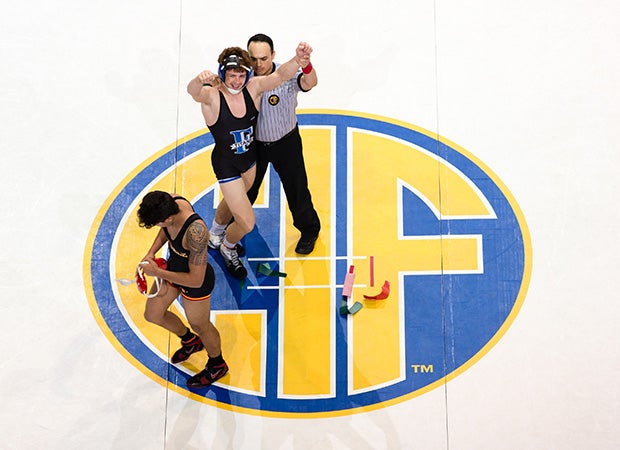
140 257 159 277
197 70 219 87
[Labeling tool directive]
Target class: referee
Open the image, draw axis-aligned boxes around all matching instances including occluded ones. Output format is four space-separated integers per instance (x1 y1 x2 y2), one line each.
246 33 321 255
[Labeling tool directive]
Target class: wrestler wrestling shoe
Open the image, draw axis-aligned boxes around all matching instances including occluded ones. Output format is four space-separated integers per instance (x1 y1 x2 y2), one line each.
186 360 229 388
208 232 245 256
220 244 248 279
171 335 204 364
208 232 224 250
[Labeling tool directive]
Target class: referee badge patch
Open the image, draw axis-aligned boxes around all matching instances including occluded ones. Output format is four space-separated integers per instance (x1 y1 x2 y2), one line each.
268 94 280 106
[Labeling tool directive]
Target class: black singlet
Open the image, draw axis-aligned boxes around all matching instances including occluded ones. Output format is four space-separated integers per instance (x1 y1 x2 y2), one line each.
163 203 215 300
208 88 258 182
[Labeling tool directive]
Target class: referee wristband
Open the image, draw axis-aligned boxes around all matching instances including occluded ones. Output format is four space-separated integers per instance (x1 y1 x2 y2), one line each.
302 62 313 74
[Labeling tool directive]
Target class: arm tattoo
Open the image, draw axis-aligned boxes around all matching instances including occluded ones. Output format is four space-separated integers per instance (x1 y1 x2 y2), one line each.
186 222 209 266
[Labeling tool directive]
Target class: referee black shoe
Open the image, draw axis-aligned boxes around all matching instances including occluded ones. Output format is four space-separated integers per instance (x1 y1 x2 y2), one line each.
295 234 318 255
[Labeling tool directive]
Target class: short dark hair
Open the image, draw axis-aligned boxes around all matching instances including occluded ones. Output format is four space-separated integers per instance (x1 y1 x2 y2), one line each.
247 33 274 52
137 191 179 228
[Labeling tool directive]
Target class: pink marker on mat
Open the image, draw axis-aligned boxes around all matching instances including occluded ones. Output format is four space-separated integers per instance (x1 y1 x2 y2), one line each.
342 265 355 298
369 256 375 287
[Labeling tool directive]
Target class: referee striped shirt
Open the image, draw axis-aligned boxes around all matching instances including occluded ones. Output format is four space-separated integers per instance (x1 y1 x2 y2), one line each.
256 63 307 143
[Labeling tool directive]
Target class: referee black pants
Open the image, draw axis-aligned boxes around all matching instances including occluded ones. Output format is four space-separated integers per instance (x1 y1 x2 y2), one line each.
247 126 321 238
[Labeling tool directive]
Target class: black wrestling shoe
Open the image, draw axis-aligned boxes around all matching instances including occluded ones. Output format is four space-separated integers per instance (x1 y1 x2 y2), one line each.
220 244 248 279
187 361 229 388
171 335 204 364
295 234 318 255
234 243 246 257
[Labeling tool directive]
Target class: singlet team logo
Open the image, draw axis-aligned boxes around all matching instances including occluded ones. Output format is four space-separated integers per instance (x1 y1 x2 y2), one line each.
83 110 531 417
229 126 254 154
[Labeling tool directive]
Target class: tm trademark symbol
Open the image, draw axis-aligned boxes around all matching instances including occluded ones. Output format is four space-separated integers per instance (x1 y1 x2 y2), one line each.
411 364 434 373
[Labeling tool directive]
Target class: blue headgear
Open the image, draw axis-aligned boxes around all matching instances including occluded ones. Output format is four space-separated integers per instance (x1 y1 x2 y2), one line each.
218 54 254 85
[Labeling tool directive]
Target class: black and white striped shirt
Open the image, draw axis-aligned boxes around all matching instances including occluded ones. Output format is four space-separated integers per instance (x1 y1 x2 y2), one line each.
257 63 306 143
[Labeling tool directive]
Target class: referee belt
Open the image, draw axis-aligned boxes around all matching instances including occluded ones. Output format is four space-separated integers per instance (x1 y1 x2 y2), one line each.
259 126 297 147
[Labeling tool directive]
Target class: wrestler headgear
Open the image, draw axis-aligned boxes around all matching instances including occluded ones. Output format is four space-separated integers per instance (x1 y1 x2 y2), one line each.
135 257 168 298
218 54 253 92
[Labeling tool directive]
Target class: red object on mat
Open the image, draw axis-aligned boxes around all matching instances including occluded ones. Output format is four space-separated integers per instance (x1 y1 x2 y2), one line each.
363 280 390 300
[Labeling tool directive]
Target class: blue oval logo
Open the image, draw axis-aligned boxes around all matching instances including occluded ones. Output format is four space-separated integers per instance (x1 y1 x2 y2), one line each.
83 111 531 417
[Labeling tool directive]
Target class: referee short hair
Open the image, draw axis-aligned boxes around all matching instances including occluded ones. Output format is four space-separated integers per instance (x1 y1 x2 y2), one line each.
247 33 274 52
